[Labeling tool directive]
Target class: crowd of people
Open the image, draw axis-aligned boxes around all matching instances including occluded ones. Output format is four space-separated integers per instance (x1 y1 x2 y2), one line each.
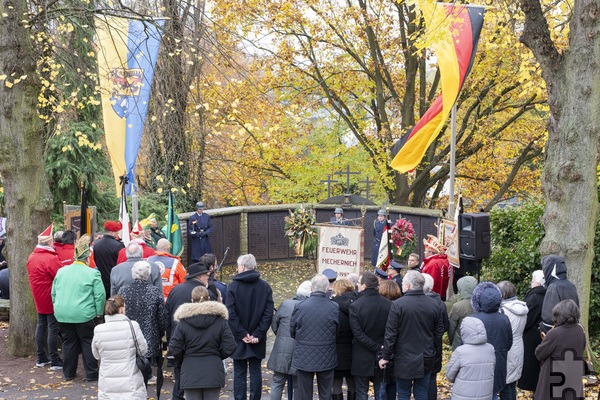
23 211 589 400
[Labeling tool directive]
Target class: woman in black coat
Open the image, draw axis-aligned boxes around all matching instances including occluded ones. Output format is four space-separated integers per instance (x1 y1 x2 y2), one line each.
169 286 236 400
518 270 546 392
331 278 357 400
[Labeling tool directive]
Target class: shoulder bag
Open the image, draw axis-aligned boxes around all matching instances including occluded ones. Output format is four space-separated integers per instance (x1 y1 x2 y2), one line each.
127 320 153 382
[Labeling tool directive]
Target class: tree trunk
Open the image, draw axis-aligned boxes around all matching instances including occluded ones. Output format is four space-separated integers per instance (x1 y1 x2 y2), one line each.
0 0 53 355
520 0 600 328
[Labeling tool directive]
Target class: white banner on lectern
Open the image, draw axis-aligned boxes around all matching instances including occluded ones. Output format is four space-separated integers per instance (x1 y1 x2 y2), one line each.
317 225 363 275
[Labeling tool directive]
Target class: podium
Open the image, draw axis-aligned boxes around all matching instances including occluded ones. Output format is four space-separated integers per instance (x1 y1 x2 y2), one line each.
316 224 364 275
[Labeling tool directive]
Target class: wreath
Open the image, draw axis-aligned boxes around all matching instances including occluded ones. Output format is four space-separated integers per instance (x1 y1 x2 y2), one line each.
390 218 417 257
284 205 317 257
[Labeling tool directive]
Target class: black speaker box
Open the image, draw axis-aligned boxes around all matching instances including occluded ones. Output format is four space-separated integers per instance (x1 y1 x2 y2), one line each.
459 212 491 260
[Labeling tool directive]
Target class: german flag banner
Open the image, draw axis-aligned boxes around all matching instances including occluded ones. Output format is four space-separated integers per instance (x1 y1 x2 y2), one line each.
391 5 485 173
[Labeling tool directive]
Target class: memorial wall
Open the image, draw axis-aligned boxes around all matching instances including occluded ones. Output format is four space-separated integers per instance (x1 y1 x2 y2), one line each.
179 204 442 267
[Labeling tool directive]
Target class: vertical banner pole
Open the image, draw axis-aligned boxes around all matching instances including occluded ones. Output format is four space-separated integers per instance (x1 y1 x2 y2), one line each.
448 104 457 219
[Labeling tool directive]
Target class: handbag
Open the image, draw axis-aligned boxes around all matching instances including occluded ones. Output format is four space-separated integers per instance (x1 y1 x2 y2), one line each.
127 320 152 382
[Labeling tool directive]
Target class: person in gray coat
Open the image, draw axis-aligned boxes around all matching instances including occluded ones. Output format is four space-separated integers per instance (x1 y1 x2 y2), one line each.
110 243 162 296
445 316 496 400
291 274 339 400
267 281 311 400
447 276 477 350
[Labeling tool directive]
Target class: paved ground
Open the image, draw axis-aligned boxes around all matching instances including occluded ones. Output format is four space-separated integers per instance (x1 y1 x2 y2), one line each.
0 323 281 400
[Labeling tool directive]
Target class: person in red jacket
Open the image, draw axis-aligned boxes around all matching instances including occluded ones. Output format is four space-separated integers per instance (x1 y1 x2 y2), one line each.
421 235 450 301
116 222 155 264
54 230 76 266
26 225 64 370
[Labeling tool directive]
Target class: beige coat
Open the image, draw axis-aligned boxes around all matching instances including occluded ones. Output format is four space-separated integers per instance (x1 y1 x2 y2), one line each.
92 314 148 399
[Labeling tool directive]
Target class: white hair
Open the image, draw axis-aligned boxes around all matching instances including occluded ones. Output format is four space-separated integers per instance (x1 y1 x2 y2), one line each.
311 274 329 293
404 270 425 291
296 281 312 297
237 254 257 270
131 261 151 281
532 270 545 286
422 273 434 293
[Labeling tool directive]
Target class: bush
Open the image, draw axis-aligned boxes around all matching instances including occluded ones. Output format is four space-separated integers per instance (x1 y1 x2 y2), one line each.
482 200 600 335
481 201 545 297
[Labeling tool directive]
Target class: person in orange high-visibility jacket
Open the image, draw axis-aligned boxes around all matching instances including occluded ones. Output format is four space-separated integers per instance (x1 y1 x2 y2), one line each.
147 238 187 300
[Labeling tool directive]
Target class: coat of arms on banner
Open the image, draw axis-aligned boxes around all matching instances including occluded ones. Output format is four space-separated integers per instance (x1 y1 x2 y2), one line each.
330 233 349 246
110 68 144 117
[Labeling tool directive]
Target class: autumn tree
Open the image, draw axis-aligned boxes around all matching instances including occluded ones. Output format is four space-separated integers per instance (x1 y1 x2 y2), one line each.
0 0 173 355
208 0 547 208
0 0 53 355
141 0 208 208
519 0 600 328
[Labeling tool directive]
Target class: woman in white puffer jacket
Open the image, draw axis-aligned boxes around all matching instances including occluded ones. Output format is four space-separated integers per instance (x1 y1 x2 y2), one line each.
497 281 528 400
92 295 148 399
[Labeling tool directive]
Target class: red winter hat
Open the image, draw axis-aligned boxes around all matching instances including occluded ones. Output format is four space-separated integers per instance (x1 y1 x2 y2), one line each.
104 220 122 232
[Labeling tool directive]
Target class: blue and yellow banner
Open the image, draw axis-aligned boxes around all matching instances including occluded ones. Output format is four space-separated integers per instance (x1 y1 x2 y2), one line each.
96 16 164 195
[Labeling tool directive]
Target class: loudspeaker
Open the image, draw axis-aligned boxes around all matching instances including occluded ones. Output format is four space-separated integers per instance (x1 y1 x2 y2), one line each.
459 212 491 260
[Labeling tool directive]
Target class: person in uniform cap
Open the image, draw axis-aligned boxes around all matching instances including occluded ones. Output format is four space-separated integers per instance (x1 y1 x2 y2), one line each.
375 268 388 283
387 260 403 289
188 201 213 263
322 268 338 281
330 208 349 226
323 268 337 298
92 221 125 299
372 209 387 267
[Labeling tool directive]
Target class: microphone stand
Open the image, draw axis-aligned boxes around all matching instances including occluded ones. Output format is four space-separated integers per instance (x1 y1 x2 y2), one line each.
217 246 230 281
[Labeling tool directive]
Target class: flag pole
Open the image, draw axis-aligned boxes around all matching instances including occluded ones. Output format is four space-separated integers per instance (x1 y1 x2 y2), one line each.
446 104 458 300
131 171 139 224
447 104 457 219
387 208 392 268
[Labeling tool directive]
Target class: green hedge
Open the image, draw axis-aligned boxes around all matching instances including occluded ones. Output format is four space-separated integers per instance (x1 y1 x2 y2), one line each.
481 200 600 335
